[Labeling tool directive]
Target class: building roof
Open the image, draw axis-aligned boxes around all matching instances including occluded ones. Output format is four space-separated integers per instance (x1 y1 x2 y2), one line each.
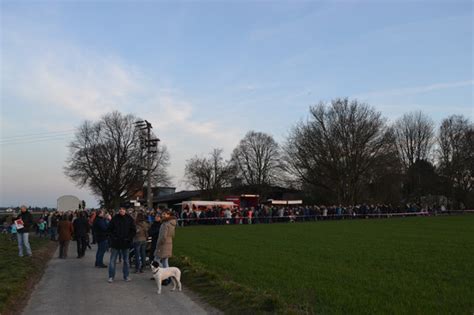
154 190 201 204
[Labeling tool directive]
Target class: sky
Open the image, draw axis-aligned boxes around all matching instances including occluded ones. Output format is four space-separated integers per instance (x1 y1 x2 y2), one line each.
1 0 473 208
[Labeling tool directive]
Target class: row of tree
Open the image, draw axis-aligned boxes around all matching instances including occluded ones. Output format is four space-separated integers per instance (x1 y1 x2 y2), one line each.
184 99 473 208
65 99 473 209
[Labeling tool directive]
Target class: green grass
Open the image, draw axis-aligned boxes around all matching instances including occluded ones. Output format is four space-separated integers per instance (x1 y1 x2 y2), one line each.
172 216 474 314
0 234 54 314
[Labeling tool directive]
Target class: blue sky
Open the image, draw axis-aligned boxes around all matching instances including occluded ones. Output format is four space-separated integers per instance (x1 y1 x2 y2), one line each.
1 1 472 207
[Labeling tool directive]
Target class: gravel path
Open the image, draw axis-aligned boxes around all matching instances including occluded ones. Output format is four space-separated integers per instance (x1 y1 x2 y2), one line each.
22 244 220 315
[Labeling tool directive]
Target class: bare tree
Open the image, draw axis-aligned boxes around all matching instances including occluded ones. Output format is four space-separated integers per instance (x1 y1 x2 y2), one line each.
284 98 396 204
151 144 172 187
231 131 283 186
65 111 171 209
393 111 435 169
438 115 473 206
184 148 235 193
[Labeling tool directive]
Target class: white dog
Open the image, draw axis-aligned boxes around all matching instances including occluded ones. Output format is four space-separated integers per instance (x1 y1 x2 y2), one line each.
151 261 182 294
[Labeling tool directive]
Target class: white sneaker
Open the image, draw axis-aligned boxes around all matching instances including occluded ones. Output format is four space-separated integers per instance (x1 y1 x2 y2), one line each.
108 278 114 283
124 277 131 282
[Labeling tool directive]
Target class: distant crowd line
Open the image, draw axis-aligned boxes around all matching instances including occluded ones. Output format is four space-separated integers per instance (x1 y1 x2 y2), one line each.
1 203 463 235
176 203 458 225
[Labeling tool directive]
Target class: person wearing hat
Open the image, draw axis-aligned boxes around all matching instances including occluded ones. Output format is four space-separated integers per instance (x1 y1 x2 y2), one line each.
15 205 33 257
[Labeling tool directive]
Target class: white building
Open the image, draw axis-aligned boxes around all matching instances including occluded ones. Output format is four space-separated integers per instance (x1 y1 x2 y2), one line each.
57 195 81 212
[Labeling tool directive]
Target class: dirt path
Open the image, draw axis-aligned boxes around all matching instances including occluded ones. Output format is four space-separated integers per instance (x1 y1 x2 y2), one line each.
22 245 220 315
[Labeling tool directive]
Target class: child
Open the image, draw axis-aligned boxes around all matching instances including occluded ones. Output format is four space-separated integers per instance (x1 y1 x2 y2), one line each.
38 219 47 238
10 223 17 241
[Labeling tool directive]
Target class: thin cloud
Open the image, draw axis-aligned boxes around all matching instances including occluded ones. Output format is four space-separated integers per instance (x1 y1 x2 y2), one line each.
353 80 474 99
5 49 143 120
2 27 244 198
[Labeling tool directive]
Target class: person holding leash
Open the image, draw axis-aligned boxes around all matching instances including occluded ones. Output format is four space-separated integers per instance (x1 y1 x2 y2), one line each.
154 210 177 285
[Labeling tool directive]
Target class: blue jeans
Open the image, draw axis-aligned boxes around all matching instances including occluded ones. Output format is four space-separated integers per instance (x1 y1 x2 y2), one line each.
50 227 57 240
160 257 169 268
95 240 108 266
17 232 32 257
108 248 129 279
133 241 147 271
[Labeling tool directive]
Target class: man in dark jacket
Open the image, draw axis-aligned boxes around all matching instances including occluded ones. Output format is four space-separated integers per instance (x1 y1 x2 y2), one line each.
107 207 136 283
15 205 33 257
93 210 109 268
73 211 89 258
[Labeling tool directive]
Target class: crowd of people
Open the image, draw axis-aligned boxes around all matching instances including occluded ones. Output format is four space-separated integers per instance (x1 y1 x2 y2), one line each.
3 206 177 285
1 202 458 263
176 203 450 225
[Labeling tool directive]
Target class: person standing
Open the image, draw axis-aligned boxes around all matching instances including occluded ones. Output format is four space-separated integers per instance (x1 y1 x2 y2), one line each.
148 212 162 263
88 210 97 245
93 210 109 268
38 219 47 238
57 214 74 259
73 211 89 258
154 211 177 285
107 207 136 283
50 212 59 241
15 205 33 257
155 211 176 267
133 212 149 273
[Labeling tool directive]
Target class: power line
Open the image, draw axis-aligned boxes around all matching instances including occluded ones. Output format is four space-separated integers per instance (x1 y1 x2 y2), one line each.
0 135 73 146
0 129 75 141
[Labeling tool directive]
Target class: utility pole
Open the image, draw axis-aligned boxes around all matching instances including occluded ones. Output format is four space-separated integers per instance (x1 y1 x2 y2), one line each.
135 120 160 210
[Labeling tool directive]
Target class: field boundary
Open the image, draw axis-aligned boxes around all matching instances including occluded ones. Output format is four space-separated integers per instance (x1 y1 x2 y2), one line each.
171 255 311 314
175 210 474 225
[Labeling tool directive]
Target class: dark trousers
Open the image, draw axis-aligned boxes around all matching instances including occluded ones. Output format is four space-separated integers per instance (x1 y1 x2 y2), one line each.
59 240 70 258
50 227 58 241
76 236 87 257
133 241 147 271
95 240 108 266
149 240 157 262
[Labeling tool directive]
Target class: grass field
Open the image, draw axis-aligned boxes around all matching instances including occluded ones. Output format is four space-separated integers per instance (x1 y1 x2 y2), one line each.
172 215 474 314
0 234 56 314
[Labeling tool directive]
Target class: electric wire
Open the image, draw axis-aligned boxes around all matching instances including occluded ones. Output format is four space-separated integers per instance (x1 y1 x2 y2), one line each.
0 129 75 140
0 136 72 146
0 130 75 145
